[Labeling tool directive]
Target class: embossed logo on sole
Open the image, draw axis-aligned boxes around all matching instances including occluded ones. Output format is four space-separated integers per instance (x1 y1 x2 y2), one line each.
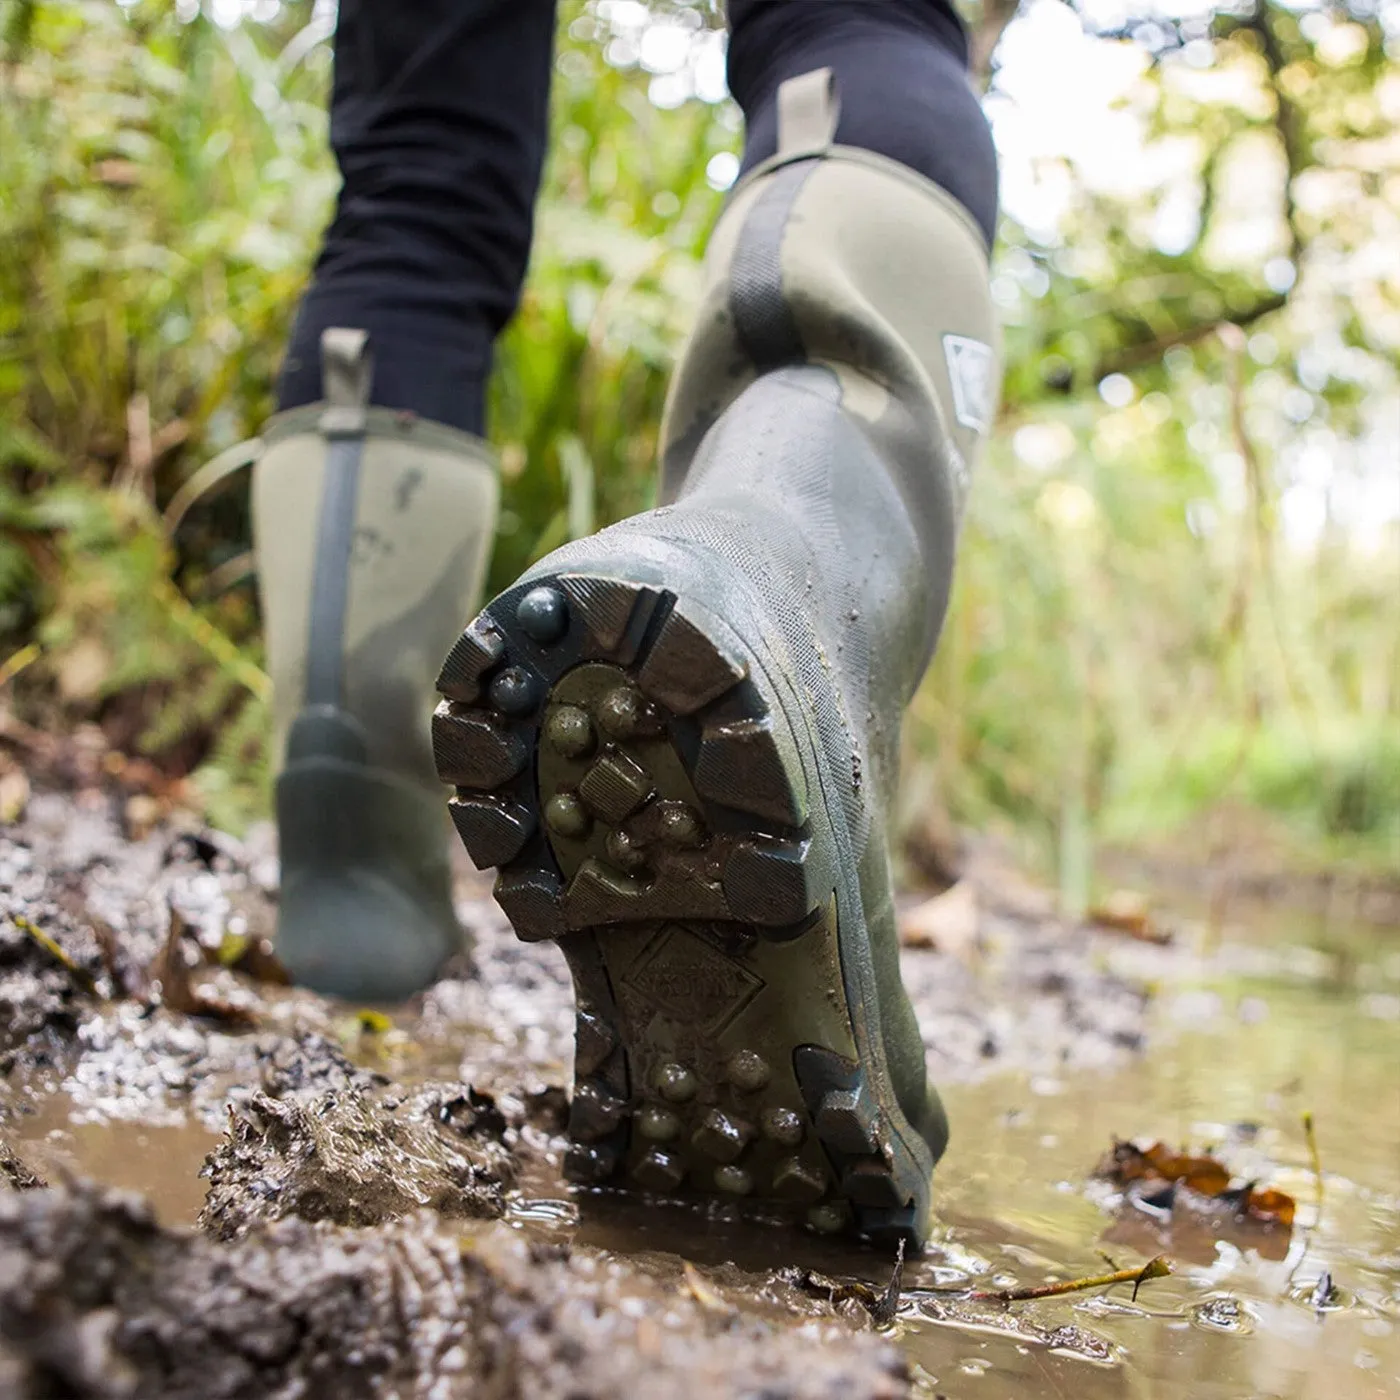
622 923 763 1033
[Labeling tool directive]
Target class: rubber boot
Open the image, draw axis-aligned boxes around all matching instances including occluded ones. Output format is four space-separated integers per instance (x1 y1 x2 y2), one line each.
432 71 998 1247
255 328 498 1001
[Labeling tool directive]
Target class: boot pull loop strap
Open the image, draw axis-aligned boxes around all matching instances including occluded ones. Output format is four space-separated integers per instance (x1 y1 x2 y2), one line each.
162 436 263 537
306 326 371 709
318 326 373 438
777 68 840 160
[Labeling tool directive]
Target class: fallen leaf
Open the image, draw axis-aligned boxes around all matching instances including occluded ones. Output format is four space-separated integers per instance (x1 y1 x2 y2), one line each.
215 931 289 985
1088 889 1173 944
13 915 100 995
682 1261 734 1317
900 881 979 956
1239 1186 1296 1227
355 1009 393 1035
1099 1140 1230 1197
151 904 257 1026
1095 1136 1296 1243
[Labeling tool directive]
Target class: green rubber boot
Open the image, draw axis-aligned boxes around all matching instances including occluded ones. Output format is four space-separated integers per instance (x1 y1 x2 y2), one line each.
433 70 998 1247
255 328 498 1001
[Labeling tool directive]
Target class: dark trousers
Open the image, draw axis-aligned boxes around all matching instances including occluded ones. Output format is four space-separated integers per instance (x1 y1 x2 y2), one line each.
278 0 998 436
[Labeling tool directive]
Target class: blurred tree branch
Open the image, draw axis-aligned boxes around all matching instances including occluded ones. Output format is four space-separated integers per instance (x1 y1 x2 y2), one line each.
1088 292 1287 384
1244 0 1308 262
1042 0 1313 395
970 0 1022 88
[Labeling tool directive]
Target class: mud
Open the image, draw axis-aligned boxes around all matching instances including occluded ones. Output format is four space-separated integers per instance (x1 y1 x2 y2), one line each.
0 1178 905 1400
1 788 1397 1399
199 1080 515 1239
0 1137 44 1191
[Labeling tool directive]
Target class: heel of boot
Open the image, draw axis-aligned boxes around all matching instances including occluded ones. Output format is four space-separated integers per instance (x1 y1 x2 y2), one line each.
277 708 460 1001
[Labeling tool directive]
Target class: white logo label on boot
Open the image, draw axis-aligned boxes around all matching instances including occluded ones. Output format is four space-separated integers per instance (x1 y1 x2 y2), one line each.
943 335 995 434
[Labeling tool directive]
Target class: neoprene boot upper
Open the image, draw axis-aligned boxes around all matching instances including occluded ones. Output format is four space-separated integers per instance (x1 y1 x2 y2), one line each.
652 69 1001 1137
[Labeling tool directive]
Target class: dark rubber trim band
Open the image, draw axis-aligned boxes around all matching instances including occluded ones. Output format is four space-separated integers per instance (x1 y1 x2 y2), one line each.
304 433 363 707
729 159 817 373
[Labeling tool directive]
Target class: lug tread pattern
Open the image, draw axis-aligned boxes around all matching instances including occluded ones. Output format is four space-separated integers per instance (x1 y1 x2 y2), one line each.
436 617 505 702
694 715 809 826
448 794 536 869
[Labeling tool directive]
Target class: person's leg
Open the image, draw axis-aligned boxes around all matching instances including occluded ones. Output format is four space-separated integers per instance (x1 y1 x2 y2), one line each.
434 0 999 1247
254 0 557 1000
277 0 556 434
727 0 997 247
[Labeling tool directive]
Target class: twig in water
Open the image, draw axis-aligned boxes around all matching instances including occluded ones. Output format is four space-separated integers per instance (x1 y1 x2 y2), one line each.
1303 1112 1324 1216
967 1254 1172 1305
872 1238 906 1325
1285 1110 1327 1291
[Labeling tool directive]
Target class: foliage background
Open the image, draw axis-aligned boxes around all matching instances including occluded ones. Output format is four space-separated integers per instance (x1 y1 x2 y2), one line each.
0 0 1396 894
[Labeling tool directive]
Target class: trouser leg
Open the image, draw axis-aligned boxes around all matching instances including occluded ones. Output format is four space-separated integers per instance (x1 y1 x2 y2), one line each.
727 0 998 247
276 0 558 435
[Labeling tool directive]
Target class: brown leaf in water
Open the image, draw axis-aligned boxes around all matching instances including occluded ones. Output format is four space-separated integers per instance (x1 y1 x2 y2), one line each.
1099 1139 1230 1197
1096 1136 1296 1241
1236 1185 1296 1227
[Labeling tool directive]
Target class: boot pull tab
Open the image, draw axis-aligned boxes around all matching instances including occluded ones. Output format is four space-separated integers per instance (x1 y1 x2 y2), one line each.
777 68 840 160
318 326 373 438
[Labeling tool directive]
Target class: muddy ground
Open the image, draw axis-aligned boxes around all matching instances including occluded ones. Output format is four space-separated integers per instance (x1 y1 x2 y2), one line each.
1 785 1397 1399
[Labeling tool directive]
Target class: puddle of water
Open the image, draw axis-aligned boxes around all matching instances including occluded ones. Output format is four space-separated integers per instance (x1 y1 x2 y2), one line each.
9 1091 218 1227
893 907 1400 1399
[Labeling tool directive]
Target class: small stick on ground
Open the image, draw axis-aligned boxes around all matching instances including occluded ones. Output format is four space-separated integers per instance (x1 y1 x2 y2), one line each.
13 914 99 995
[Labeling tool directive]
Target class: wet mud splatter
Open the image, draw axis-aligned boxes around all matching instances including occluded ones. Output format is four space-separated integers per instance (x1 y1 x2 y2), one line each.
199 1081 515 1239
0 1179 907 1400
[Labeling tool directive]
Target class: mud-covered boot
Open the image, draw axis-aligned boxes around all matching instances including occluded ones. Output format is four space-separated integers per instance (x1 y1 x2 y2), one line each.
255 328 498 1001
432 71 998 1246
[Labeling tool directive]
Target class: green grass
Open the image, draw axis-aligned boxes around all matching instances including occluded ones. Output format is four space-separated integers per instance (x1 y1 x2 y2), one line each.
1 0 1395 887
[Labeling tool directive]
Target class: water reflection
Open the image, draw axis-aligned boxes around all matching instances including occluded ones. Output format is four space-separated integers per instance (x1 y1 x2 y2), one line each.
901 905 1400 1398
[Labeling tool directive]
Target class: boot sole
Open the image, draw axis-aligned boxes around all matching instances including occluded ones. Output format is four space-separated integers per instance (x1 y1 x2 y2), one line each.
433 569 935 1248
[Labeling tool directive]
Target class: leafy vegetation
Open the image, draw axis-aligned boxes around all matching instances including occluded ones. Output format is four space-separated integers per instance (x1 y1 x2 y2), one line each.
1 0 1396 885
